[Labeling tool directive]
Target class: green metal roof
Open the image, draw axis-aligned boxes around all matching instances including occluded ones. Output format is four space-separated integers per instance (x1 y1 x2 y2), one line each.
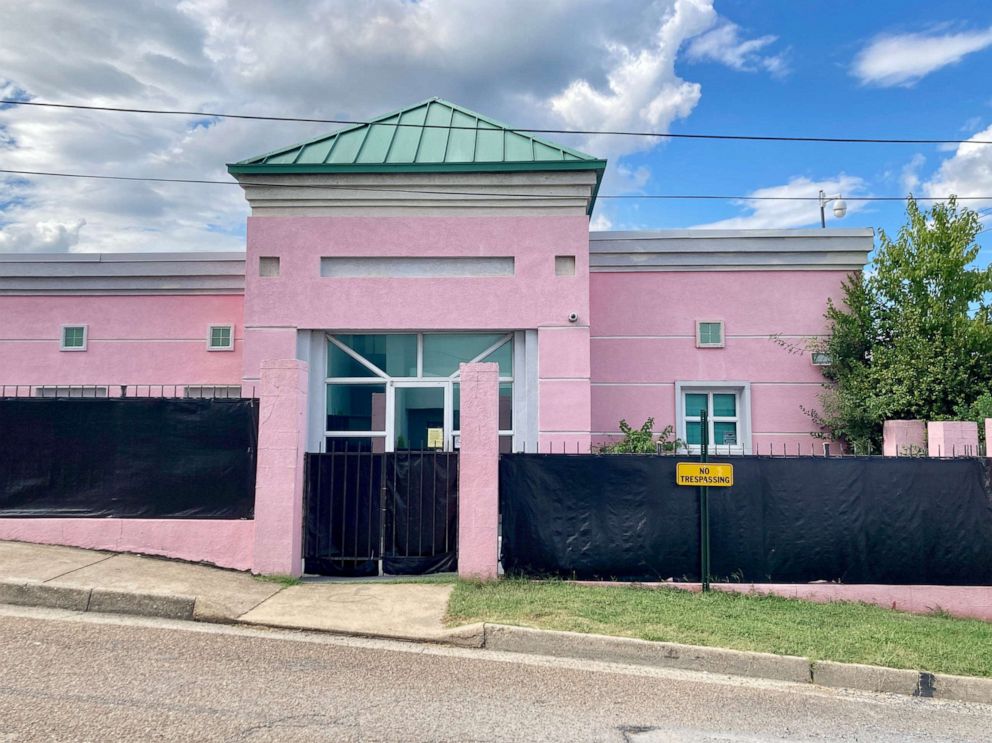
228 98 607 213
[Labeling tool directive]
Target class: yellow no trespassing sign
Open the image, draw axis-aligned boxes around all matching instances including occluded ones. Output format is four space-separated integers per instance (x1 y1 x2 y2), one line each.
676 462 734 487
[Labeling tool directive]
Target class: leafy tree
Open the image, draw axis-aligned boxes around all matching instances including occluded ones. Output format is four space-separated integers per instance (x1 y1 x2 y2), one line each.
808 197 992 452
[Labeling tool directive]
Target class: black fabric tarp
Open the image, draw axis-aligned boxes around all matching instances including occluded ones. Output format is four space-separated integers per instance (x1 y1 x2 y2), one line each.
500 454 992 585
303 451 458 576
0 397 258 519
383 453 458 575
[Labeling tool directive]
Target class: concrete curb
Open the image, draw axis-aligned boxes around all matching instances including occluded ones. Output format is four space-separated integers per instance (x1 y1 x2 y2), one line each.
0 578 195 621
478 624 992 706
482 624 810 684
2 582 989 706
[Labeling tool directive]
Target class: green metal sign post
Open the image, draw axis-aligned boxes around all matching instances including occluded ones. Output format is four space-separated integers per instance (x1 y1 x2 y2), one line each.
699 409 711 592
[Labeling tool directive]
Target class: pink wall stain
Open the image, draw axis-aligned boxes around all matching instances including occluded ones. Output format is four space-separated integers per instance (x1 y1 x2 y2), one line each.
252 359 309 576
0 518 254 571
0 294 244 385
457 362 500 580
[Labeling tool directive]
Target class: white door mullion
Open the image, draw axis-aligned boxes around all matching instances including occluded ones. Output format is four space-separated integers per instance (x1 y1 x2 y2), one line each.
385 381 395 453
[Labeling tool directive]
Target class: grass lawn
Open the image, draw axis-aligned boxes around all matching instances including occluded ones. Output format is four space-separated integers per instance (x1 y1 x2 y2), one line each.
447 579 992 678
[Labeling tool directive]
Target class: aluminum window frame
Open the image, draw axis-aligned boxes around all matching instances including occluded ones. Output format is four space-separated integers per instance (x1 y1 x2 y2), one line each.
324 331 514 452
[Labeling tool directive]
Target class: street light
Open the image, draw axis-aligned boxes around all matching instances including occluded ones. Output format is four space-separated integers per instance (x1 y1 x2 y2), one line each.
818 190 847 228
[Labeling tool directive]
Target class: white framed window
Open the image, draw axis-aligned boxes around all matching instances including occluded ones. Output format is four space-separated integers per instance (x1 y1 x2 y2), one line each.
811 352 831 366
60 325 88 351
207 325 234 351
675 381 751 454
695 320 724 348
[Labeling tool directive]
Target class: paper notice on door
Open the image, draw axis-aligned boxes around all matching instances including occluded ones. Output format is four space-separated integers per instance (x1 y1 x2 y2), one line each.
427 428 444 448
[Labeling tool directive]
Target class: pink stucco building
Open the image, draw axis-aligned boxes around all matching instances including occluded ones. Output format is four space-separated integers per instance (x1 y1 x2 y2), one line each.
0 99 872 572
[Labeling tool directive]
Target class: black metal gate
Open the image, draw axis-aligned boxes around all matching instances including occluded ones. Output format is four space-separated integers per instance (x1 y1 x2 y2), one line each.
303 450 458 576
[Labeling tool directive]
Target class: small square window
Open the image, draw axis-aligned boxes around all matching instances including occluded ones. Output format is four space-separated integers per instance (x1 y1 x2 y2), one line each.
555 255 576 276
696 321 724 348
207 325 234 351
811 352 831 366
60 325 88 351
259 256 280 277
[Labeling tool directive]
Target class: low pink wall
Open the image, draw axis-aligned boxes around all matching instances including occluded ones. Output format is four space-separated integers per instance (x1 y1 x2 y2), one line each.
0 519 254 571
574 581 992 622
883 420 927 456
928 421 980 457
0 294 244 386
458 362 500 580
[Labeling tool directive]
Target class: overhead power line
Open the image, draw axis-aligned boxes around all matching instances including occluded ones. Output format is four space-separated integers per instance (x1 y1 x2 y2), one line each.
2 167 992 202
1 98 991 146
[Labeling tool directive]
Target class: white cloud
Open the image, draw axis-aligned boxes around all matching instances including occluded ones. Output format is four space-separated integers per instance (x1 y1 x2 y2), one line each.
901 153 926 194
923 123 992 211
0 219 86 252
549 0 716 159
685 21 787 76
852 27 992 87
0 0 727 252
692 175 867 230
589 212 613 231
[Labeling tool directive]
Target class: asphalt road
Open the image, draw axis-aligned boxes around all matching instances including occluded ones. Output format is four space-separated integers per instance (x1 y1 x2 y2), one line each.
0 605 990 742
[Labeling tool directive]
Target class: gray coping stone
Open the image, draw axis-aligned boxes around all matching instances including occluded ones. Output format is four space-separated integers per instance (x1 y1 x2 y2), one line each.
483 624 811 684
88 588 195 620
812 660 922 696
0 579 91 611
934 673 992 705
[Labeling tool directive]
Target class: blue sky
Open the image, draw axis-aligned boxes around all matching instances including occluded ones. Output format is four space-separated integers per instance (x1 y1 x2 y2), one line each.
0 0 990 262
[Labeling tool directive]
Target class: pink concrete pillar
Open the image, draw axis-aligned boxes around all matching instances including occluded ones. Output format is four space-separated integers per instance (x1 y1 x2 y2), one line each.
253 359 309 576
458 361 500 580
882 420 926 456
927 421 980 458
986 419 992 458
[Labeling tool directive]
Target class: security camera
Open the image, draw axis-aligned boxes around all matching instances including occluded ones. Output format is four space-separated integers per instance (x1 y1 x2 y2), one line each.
567 312 578 323
833 198 848 219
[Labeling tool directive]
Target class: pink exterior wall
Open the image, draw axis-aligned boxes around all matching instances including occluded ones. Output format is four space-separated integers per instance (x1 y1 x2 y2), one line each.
883 420 927 456
589 270 849 451
0 519 254 571
927 421 980 457
457 362 500 579
244 215 589 330
0 294 244 386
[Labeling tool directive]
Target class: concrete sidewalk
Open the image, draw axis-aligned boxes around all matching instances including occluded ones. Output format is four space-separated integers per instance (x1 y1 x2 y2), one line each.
3 540 991 706
0 540 463 642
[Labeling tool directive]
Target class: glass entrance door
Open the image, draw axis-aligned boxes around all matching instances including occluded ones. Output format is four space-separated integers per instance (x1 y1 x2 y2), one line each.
392 383 449 451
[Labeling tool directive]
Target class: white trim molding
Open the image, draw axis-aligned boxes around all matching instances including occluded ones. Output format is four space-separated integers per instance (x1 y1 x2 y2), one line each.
675 380 752 454
589 228 873 272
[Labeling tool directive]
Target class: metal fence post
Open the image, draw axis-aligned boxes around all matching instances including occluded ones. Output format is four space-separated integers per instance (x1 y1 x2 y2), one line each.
699 409 710 593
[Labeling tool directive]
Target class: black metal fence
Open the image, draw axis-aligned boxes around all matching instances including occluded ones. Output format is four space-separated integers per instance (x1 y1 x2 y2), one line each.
303 449 458 576
499 453 992 585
